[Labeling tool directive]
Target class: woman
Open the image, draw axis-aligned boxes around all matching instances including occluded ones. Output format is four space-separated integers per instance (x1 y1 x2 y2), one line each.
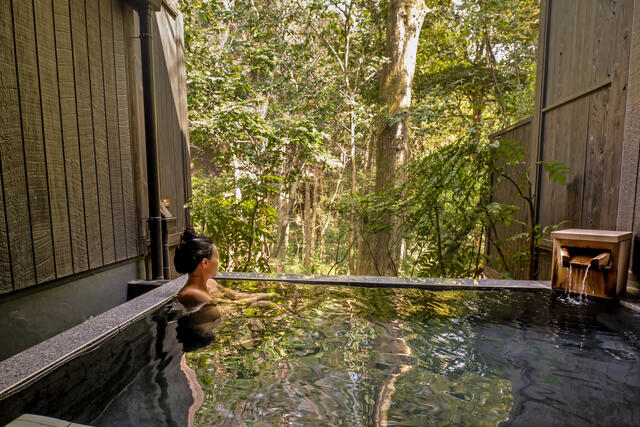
174 227 219 304
173 227 222 353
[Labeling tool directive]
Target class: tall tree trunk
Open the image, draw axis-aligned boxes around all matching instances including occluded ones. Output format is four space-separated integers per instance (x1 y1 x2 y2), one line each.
358 0 427 276
311 168 319 256
349 113 357 274
232 154 242 200
304 179 312 269
273 181 298 272
314 168 323 249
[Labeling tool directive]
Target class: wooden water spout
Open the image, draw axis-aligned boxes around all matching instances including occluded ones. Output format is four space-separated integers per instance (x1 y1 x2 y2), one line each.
551 229 632 299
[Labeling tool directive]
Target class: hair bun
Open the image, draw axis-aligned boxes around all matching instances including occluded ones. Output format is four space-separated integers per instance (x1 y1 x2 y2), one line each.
180 227 197 242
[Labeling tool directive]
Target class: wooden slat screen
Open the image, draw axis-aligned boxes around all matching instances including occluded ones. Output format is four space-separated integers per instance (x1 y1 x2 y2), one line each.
488 119 534 280
153 4 190 235
536 0 632 232
490 0 634 280
0 0 140 294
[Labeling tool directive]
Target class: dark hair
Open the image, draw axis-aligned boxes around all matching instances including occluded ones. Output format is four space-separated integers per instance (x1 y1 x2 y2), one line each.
173 228 214 274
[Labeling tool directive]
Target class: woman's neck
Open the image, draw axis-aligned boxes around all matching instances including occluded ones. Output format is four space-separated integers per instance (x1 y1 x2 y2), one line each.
186 272 208 291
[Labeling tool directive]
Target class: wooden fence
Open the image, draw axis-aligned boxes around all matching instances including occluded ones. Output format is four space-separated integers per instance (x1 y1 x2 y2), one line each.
0 0 190 294
488 118 534 280
489 0 636 280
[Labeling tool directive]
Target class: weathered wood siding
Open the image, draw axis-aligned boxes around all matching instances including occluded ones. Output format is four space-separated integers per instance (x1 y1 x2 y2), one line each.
124 1 191 279
488 118 534 280
0 0 142 294
535 0 632 233
535 0 633 279
490 0 635 280
154 3 191 236
620 0 640 282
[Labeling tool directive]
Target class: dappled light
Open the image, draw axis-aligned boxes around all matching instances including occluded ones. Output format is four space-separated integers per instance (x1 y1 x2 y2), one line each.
184 0 540 278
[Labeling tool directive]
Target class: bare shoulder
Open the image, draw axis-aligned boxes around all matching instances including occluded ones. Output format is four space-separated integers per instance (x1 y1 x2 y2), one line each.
177 286 212 305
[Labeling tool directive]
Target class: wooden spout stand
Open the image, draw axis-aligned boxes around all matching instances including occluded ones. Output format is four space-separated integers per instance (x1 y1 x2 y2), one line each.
551 230 632 299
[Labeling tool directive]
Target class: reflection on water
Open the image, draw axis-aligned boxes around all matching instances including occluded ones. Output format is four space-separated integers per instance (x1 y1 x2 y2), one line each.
185 284 640 427
89 284 640 427
92 300 222 427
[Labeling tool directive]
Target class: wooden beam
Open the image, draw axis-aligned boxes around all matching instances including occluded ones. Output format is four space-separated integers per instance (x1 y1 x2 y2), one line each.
488 117 532 140
540 79 611 114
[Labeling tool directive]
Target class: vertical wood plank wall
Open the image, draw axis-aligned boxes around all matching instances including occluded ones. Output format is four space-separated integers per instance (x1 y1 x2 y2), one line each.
0 0 34 292
490 0 635 280
536 0 633 279
537 0 632 232
14 0 56 286
488 119 533 280
153 3 190 237
0 0 143 294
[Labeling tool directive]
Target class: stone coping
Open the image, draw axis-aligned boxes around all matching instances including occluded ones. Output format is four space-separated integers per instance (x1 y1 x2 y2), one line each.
0 275 187 399
217 271 553 291
217 273 640 313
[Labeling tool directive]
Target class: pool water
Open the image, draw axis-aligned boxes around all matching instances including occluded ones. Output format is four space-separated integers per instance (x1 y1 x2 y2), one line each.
99 283 640 426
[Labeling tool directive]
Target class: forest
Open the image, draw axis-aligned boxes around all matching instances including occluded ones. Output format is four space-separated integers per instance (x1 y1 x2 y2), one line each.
183 0 553 279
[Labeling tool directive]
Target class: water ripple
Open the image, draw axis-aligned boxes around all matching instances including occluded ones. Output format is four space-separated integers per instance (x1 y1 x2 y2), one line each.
185 285 640 426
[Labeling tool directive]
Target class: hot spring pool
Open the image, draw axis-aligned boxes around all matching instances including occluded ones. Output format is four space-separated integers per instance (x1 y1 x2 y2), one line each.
2 281 640 426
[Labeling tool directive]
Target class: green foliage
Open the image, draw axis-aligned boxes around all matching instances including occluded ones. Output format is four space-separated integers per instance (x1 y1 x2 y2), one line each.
541 160 570 185
183 0 545 278
190 174 277 272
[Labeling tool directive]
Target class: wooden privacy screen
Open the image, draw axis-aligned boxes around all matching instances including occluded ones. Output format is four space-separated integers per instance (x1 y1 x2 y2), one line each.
489 0 634 280
488 118 534 280
533 0 633 278
534 0 633 233
153 4 190 238
0 0 138 293
124 1 191 264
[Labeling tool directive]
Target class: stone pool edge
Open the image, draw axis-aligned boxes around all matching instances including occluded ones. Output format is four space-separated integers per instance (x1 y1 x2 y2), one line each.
217 272 640 313
0 275 187 399
216 271 552 291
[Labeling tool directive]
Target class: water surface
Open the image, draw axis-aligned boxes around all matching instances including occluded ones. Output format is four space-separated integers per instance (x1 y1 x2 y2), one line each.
181 283 640 426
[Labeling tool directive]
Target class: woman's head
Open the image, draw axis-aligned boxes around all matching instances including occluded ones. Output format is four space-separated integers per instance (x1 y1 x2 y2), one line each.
174 228 218 277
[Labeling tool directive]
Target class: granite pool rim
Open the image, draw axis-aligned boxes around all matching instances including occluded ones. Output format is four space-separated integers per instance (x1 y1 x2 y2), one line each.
0 275 187 399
